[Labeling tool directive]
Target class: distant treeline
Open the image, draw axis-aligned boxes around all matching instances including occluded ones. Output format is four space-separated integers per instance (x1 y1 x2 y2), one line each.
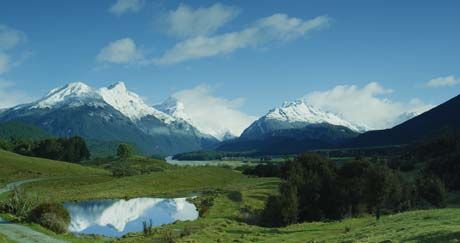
0 137 90 163
172 150 254 161
173 145 407 162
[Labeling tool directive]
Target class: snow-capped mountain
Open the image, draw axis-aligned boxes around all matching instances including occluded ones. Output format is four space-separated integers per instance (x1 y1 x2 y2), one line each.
0 81 218 155
217 100 363 155
266 100 365 132
30 82 104 109
155 97 237 141
240 100 366 139
99 82 174 123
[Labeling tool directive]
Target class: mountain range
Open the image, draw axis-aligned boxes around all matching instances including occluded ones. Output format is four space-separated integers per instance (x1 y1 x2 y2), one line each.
0 82 218 155
1 81 453 157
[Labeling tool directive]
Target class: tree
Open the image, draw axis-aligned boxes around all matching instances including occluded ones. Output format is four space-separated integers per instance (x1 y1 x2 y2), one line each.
33 139 63 160
279 183 299 225
60 137 91 163
365 164 395 220
416 174 446 208
117 143 134 159
260 196 283 227
337 160 370 216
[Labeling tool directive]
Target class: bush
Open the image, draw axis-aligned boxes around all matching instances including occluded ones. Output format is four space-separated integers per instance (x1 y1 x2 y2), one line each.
111 163 139 177
143 219 153 236
162 229 176 243
228 191 243 202
29 203 70 234
38 213 69 234
0 187 37 221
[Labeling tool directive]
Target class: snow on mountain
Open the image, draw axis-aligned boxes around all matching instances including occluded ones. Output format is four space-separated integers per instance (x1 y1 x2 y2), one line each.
28 81 176 124
154 97 192 124
99 82 174 123
31 82 104 109
264 100 366 132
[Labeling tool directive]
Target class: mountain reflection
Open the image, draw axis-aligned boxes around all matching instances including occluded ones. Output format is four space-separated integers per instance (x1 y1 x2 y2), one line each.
64 197 198 237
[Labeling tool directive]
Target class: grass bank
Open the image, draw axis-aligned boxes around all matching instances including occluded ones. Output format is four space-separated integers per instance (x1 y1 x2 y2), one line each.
0 150 108 186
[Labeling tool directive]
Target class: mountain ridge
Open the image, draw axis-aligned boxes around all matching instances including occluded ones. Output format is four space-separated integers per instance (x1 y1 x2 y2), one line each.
0 82 219 155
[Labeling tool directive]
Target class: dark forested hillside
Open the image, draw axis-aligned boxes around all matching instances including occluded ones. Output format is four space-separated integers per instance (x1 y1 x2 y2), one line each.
217 123 359 155
0 121 52 140
350 94 460 147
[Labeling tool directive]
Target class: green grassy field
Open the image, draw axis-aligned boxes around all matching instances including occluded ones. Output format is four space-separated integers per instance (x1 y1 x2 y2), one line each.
2 150 460 242
0 150 108 186
22 166 247 202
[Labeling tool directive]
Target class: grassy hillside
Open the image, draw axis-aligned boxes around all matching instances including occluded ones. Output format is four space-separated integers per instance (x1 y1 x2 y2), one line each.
22 166 246 201
0 149 108 186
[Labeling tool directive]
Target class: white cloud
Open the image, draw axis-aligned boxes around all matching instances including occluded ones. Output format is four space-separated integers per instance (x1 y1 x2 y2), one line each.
304 82 433 130
159 3 240 38
0 53 10 74
97 38 143 64
109 0 144 16
171 85 256 139
153 14 330 65
0 80 33 109
426 75 460 87
0 25 28 75
0 25 26 51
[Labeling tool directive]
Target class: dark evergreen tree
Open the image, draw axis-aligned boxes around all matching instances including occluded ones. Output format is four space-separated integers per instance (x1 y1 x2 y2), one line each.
364 164 394 220
337 160 370 216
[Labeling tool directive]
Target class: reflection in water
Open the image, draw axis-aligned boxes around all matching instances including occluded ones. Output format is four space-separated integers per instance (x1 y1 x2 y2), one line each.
64 197 198 237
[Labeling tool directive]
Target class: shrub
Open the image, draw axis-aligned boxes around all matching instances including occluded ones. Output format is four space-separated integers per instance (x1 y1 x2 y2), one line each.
38 213 69 234
189 192 218 217
29 203 70 234
0 187 37 221
228 191 243 202
180 225 194 237
142 219 153 236
111 163 139 177
162 229 176 243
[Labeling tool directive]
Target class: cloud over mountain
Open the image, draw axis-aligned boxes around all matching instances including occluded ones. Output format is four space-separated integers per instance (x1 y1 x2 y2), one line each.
169 85 256 139
304 82 434 129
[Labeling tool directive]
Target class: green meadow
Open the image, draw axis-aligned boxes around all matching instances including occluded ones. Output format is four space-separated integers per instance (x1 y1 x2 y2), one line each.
1 150 460 242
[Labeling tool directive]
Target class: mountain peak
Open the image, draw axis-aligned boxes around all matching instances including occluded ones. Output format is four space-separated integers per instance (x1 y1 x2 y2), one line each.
107 81 127 91
32 81 99 109
265 99 365 132
99 82 174 123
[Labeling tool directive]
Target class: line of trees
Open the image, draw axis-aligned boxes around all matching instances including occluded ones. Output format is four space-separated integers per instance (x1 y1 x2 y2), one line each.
0 136 90 163
260 153 446 227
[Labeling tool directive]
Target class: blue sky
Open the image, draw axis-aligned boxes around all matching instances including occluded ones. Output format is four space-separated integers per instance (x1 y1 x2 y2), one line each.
1 0 459 132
